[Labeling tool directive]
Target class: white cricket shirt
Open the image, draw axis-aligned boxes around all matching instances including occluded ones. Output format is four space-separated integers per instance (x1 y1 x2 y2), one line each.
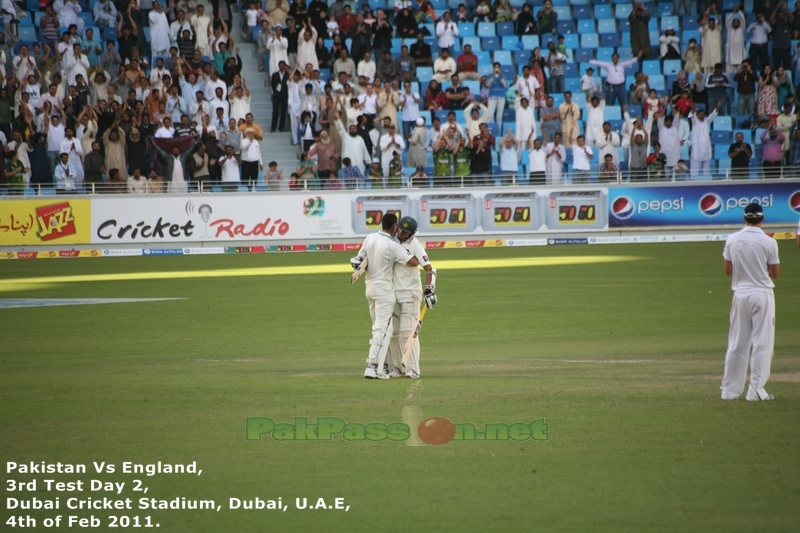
722 226 779 292
393 237 430 292
359 231 413 283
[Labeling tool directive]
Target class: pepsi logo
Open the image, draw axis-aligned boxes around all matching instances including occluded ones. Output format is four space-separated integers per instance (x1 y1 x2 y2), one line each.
789 191 800 213
699 193 723 216
611 196 634 219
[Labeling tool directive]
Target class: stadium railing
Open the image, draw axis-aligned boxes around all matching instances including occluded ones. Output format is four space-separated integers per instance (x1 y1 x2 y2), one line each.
6 168 796 196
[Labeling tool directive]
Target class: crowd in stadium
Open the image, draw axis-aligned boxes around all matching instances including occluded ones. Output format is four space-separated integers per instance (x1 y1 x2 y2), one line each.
2 0 800 194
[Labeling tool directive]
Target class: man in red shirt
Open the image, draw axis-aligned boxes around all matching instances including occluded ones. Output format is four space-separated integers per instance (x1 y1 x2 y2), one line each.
457 44 481 83
337 5 356 36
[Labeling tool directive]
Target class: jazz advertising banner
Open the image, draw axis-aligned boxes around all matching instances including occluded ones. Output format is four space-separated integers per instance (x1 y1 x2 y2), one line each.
609 182 800 227
0 198 92 245
88 188 611 244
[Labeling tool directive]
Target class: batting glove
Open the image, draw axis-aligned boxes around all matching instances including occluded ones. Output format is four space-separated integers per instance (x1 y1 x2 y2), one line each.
350 256 362 271
424 285 437 308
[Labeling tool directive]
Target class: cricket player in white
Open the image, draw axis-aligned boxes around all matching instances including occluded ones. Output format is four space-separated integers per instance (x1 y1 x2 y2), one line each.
721 203 780 401
386 217 436 379
351 214 420 379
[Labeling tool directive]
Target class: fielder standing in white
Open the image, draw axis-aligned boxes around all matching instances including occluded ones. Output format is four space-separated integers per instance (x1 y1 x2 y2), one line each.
351 214 420 379
720 203 780 401
385 217 436 379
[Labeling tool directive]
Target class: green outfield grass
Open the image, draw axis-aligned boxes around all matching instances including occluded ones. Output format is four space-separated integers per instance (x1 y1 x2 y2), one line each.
1 242 799 532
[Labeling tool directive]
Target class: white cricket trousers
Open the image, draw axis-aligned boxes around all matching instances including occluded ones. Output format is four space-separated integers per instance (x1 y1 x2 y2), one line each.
721 290 775 399
365 281 396 365
690 159 710 178
389 290 422 374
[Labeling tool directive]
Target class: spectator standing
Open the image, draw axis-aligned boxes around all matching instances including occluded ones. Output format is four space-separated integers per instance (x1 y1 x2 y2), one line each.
706 63 730 115
588 52 642 106
545 42 566 94
770 4 793 70
596 121 621 166
406 117 427 168
498 129 519 185
726 8 747 75
700 7 723 74
757 66 778 117
263 160 283 191
486 63 508 126
544 132 565 184
571 135 593 183
689 101 721 177
761 123 785 177
399 81 420 139
747 12 771 72
733 61 756 116
629 3 653 60
435 12 458 53
558 92 580 148
728 131 752 178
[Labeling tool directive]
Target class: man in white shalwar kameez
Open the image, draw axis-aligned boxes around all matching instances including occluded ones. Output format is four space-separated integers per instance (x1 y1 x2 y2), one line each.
379 124 405 182
287 73 303 145
596 121 621 166
191 5 212 57
654 111 681 169
725 10 746 76
545 132 566 185
335 113 372 171
689 101 719 177
55 0 84 34
585 94 605 147
149 2 171 58
266 27 288 76
515 97 537 146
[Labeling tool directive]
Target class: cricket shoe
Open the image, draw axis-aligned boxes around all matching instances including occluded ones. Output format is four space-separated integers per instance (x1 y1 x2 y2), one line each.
374 371 391 380
364 364 378 379
405 369 420 379
746 390 774 401
388 367 403 378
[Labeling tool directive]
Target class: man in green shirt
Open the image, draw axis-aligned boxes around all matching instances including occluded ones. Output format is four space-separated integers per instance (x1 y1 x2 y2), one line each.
433 138 453 187
388 151 403 188
453 137 471 186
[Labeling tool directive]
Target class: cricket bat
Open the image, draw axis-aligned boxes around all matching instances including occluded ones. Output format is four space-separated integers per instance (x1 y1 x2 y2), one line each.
401 306 428 368
350 257 368 284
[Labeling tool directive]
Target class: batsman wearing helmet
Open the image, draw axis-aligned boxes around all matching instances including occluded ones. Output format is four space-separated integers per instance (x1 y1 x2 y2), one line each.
386 216 437 379
351 214 420 379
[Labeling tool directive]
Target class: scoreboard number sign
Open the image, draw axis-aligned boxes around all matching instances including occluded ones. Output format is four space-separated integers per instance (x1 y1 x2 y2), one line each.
418 194 479 233
546 191 608 230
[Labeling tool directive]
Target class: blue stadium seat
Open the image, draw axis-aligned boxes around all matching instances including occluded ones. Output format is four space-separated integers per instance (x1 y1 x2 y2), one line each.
458 23 475 37
565 77 582 92
596 48 614 62
649 75 665 90
477 22 495 37
564 34 579 48
615 4 633 18
501 36 519 50
475 51 491 65
620 32 631 47
600 34 619 47
462 37 481 50
733 129 752 142
553 6 571 20
627 106 641 119
557 20 575 34
594 4 612 18
597 18 616 34
502 107 516 123
714 145 729 160
712 131 731 145
581 33 599 48
482 37 500 51
494 50 512 64
663 59 682 75
430 0 446 9
521 34 539 49
576 47 595 61
417 67 433 83
713 116 733 130
718 158 732 175
17 26 37 42
578 19 596 33
563 63 578 77
658 3 674 16
682 15 699 30
683 30 700 44
605 105 622 120
660 16 679 31
642 60 661 75
496 65 512 79
514 50 532 64
497 22 515 36
541 34 557 48
573 5 592 19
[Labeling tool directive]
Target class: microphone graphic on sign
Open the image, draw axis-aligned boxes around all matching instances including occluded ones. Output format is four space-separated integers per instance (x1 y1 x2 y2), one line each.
199 204 212 238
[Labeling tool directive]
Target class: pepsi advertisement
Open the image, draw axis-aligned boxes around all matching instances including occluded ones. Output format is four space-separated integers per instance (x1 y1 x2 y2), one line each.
609 182 800 227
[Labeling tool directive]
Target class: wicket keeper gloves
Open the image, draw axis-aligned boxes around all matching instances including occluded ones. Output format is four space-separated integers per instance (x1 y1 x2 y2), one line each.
424 285 437 308
350 256 362 271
